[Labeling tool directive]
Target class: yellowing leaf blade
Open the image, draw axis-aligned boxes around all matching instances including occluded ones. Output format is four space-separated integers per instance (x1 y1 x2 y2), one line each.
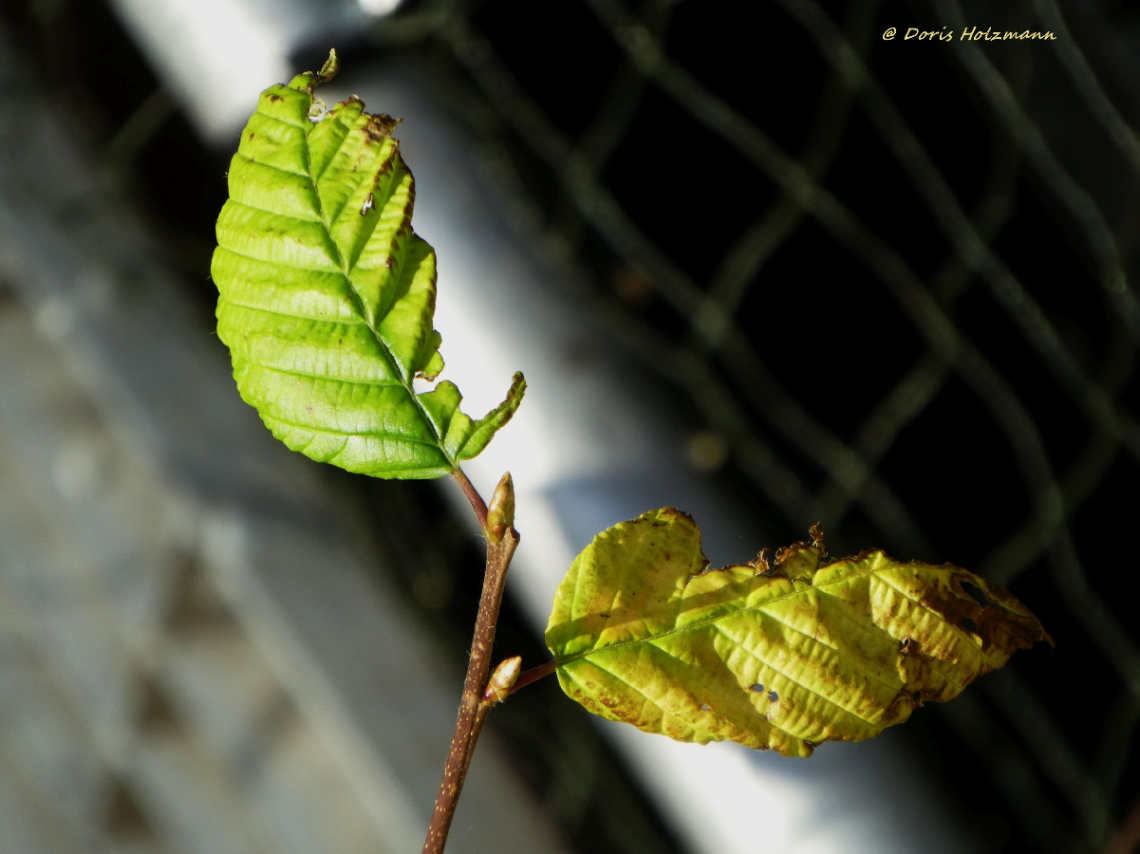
546 508 1050 757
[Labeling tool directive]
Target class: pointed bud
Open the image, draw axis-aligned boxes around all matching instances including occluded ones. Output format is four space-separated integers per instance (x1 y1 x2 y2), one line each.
483 656 522 704
485 472 515 542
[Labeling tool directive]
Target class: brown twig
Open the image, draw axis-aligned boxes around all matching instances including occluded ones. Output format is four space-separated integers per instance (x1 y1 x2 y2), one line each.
422 473 518 854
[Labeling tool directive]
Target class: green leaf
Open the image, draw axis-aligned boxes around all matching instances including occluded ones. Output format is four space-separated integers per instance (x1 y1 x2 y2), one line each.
546 508 1050 757
211 51 524 479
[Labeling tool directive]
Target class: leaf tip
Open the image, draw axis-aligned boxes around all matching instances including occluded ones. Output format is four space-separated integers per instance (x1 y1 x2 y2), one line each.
318 48 339 82
452 371 527 462
507 371 526 405
288 48 340 94
936 570 1052 656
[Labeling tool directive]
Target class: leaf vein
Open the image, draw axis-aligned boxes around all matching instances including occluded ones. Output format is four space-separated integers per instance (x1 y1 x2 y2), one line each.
236 150 308 179
705 622 880 728
220 296 368 327
555 559 958 665
215 244 337 275
299 121 454 466
226 197 322 224
580 655 725 743
261 414 441 448
243 360 402 389
313 111 358 182
343 184 392 275
871 575 977 689
754 602 840 653
254 100 306 130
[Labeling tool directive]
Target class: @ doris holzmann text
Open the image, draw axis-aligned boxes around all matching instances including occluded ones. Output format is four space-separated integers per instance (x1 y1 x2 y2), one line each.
882 25 1057 41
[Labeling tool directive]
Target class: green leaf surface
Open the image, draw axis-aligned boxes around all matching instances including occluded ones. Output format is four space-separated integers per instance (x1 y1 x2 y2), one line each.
546 508 1050 757
211 52 523 479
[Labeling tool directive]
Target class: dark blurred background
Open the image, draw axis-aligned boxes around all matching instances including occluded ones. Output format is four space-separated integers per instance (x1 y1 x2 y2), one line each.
0 0 1137 852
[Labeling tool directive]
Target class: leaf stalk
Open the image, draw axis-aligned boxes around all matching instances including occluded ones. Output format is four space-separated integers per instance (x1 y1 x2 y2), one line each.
508 659 558 696
452 468 488 532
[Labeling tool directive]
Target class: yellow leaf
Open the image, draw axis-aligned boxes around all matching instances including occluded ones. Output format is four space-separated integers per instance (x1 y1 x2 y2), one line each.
546 508 1050 757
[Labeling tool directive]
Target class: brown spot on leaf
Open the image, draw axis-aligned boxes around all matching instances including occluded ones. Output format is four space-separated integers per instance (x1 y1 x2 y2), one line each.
884 688 917 722
890 639 953 720
920 571 1053 654
362 112 400 142
773 533 823 581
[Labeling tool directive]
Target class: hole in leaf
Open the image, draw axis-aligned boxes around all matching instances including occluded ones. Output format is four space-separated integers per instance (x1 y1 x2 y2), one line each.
768 690 779 703
960 579 990 608
962 617 978 633
700 704 710 712
750 683 765 693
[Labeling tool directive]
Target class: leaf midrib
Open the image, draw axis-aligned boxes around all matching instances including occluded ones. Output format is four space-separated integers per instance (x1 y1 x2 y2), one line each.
552 557 997 671
297 114 457 470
